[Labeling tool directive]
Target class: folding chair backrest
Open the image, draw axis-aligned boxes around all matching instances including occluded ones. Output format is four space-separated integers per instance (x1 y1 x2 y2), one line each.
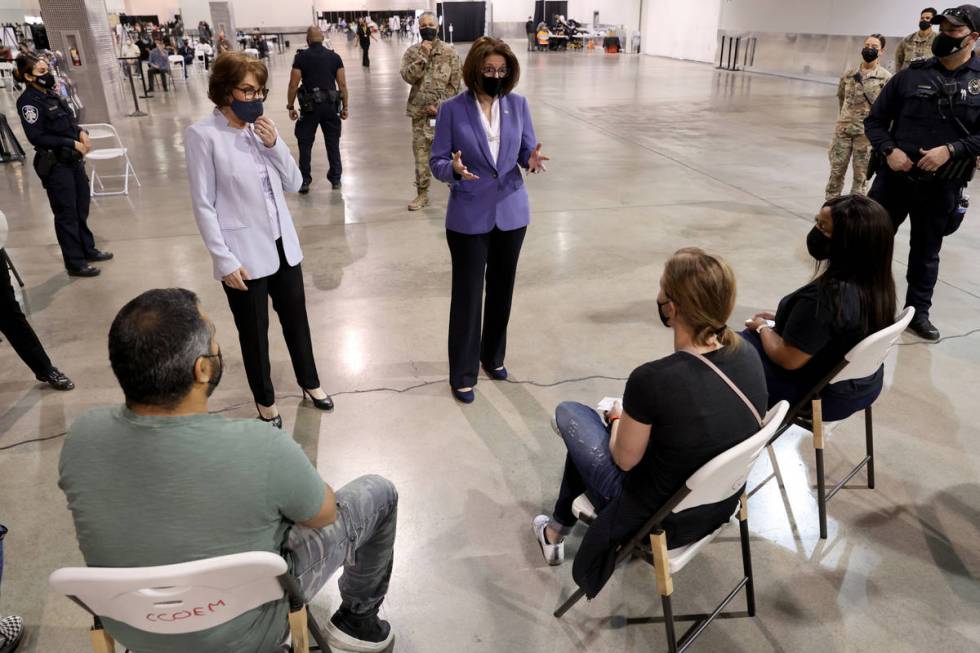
79 123 120 144
674 401 789 513
48 552 287 635
831 307 915 384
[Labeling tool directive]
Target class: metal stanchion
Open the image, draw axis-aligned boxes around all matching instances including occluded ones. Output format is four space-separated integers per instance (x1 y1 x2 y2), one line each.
0 113 26 163
136 59 153 99
119 57 148 117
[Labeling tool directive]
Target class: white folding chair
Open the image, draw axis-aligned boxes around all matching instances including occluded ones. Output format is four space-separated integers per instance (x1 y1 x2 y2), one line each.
244 47 260 59
49 551 331 653
555 402 790 653
762 307 915 538
0 61 16 91
168 54 186 81
79 123 141 197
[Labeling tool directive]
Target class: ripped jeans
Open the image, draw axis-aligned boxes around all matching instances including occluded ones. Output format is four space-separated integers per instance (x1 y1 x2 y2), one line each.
286 475 398 616
549 402 625 536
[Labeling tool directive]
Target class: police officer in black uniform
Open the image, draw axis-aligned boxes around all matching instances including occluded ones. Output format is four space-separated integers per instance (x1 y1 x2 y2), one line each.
13 53 112 277
865 4 980 341
287 26 348 194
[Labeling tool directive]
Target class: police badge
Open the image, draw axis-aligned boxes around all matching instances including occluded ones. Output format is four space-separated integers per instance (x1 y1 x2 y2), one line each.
21 105 39 124
969 79 980 95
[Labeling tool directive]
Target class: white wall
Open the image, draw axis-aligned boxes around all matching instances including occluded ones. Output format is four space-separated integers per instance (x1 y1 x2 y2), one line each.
642 0 721 62
124 0 181 21
0 0 39 23
719 0 935 36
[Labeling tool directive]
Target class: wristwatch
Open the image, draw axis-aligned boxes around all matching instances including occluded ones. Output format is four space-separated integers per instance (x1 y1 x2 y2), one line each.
882 145 895 156
286 105 294 111
755 323 770 335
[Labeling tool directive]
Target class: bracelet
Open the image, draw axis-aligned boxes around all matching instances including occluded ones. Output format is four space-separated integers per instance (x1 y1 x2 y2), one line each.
286 105 294 110
756 324 770 335
608 416 620 423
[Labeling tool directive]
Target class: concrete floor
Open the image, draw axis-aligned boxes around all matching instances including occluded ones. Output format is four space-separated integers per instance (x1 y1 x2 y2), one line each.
1 38 979 653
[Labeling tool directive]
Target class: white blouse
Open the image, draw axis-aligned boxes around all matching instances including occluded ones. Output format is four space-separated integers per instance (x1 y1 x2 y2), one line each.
474 95 501 165
244 127 282 240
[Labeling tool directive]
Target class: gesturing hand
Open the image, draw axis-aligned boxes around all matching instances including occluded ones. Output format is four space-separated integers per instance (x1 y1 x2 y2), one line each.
288 109 299 121
528 143 549 173
253 116 277 148
452 150 479 181
917 146 951 173
222 266 251 291
420 40 433 55
886 148 913 173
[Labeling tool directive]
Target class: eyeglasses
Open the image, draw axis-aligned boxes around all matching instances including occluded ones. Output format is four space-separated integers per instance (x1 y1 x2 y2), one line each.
235 86 268 101
481 66 510 78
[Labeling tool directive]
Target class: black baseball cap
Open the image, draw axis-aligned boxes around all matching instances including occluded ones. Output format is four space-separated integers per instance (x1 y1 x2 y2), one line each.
932 5 980 31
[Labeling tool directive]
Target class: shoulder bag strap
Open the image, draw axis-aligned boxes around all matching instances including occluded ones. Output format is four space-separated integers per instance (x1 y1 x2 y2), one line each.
682 350 763 426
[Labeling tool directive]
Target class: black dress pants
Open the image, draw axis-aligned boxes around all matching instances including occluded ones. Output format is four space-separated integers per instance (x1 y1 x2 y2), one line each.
222 239 320 407
42 162 96 270
0 254 53 377
446 226 526 388
360 41 370 66
868 169 960 316
295 103 342 185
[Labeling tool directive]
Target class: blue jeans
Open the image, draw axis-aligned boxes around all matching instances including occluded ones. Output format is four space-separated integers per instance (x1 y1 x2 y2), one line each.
549 402 625 535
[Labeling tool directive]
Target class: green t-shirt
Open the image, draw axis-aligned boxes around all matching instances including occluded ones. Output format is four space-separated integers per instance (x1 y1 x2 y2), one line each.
58 406 326 653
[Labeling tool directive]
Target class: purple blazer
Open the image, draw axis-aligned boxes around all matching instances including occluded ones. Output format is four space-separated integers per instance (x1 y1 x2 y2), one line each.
429 91 537 235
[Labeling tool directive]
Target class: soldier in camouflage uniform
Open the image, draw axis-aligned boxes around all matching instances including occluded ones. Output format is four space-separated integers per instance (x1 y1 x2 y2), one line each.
895 7 938 71
826 35 893 199
400 11 462 211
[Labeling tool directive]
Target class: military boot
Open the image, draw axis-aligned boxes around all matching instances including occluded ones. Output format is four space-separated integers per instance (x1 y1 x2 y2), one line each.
408 190 430 211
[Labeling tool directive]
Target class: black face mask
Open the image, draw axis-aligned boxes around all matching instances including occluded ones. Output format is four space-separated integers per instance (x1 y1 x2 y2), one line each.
861 47 879 63
420 27 438 41
35 72 55 89
932 32 973 58
657 299 672 327
481 76 504 97
204 349 223 397
920 20 933 31
806 227 833 261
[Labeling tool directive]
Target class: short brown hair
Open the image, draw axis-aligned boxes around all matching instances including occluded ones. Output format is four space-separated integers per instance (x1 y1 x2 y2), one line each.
207 52 268 107
661 248 739 347
461 36 520 96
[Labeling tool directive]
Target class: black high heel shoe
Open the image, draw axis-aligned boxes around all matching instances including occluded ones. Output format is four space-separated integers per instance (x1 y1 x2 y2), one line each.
256 403 283 429
302 388 335 411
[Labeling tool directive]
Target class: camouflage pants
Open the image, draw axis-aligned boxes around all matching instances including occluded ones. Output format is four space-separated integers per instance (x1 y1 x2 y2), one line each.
826 130 873 200
412 115 436 192
285 474 398 613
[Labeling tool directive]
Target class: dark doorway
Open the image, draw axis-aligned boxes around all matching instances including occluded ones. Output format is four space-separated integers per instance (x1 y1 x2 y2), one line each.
533 0 568 28
436 2 485 42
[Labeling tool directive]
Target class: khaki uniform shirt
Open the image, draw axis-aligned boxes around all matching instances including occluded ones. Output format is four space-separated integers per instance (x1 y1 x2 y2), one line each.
895 31 936 71
400 39 462 118
836 64 892 135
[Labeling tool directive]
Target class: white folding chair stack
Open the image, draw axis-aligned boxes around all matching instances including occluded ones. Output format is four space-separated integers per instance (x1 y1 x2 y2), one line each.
79 123 141 197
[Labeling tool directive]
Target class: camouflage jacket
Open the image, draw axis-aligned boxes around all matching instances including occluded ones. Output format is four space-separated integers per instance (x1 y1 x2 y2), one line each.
895 31 935 71
400 39 462 118
837 64 892 133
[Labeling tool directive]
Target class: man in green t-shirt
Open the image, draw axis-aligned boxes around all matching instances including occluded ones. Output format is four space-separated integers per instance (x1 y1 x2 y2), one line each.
58 288 398 653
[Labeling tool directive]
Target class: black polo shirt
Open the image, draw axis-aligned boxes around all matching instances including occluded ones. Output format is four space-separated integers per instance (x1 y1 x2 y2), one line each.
292 42 343 91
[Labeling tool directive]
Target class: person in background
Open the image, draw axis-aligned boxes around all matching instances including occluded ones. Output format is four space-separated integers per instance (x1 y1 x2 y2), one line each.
216 31 232 54
0 209 74 390
400 11 462 211
536 23 549 50
429 37 549 403
825 34 892 199
185 53 335 424
288 26 348 193
14 54 113 278
534 249 766 602
743 195 896 419
120 37 139 59
58 288 398 653
525 16 536 51
147 38 171 91
896 7 938 71
357 18 376 67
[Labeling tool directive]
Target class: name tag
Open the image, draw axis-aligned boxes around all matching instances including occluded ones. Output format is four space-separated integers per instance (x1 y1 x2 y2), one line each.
429 118 436 127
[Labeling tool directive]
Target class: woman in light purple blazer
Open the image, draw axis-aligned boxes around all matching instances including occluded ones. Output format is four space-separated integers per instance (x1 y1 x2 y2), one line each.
430 37 549 403
185 53 334 426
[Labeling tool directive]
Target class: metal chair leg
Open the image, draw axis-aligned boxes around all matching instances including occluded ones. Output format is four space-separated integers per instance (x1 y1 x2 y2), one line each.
865 406 875 490
662 594 678 653
553 587 586 618
813 399 828 539
738 494 756 616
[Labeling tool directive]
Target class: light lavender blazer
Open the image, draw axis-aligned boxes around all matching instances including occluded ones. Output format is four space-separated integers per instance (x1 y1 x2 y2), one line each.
185 110 304 281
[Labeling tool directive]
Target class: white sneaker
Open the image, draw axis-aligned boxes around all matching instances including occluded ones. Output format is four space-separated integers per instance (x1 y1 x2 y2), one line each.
533 514 564 566
572 494 598 523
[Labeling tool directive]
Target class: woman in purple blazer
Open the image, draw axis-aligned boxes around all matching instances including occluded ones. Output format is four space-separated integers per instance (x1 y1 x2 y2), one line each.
430 37 549 403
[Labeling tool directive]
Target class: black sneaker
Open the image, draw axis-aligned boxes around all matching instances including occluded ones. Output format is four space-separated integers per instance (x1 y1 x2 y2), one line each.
326 607 393 652
331 181 342 190
85 249 114 262
908 314 940 341
66 264 100 277
37 368 75 391
299 181 311 194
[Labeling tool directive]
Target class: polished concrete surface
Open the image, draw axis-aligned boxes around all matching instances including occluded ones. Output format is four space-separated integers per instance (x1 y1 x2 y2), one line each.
1 39 979 653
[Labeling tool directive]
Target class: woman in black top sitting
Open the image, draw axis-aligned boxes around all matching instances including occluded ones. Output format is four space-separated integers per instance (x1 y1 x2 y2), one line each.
533 248 768 598
743 194 896 421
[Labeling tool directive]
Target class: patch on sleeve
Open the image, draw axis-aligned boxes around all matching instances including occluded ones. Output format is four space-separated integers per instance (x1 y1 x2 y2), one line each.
21 105 39 124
